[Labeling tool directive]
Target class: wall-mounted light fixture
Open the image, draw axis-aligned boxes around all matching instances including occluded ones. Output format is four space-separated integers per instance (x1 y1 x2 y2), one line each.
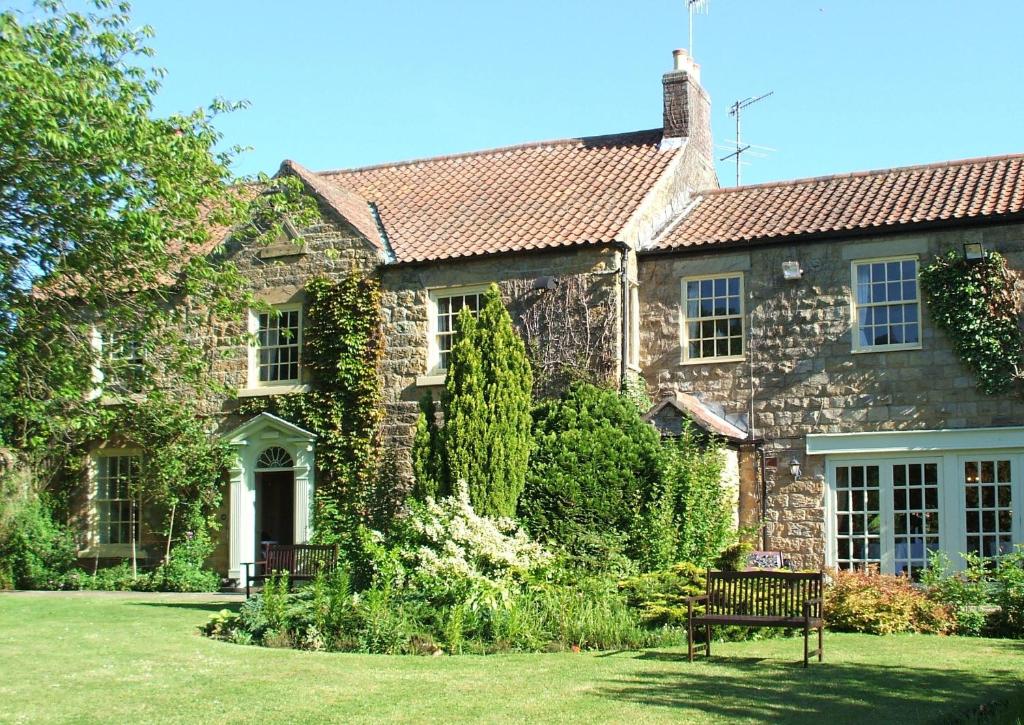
789 458 802 479
963 242 985 263
782 261 803 280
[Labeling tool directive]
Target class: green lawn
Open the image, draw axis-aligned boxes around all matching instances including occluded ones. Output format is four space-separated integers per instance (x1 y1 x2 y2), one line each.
1 592 1022 724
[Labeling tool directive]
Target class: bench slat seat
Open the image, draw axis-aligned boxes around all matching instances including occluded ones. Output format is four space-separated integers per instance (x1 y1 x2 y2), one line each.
687 569 825 667
695 615 823 628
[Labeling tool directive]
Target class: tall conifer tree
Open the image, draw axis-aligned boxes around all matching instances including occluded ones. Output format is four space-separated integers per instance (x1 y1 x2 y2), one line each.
438 285 533 517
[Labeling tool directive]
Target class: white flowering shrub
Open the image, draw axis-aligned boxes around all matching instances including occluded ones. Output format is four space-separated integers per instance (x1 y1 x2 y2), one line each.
397 482 552 609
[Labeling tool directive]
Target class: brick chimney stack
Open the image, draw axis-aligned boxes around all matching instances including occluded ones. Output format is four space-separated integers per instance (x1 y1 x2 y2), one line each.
662 49 709 141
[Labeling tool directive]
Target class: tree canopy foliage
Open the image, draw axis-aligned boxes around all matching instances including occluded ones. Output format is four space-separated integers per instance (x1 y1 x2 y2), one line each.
0 1 315 462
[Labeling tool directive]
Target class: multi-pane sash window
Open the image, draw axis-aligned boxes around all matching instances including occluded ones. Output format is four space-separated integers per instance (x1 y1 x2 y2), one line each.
256 307 301 384
852 258 920 350
682 274 744 361
101 332 143 389
965 459 1014 558
430 289 483 372
95 454 140 545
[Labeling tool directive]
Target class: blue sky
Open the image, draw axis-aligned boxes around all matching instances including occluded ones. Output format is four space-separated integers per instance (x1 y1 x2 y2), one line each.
130 0 1024 186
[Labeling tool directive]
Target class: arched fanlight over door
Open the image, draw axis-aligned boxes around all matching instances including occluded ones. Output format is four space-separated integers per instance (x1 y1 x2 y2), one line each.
256 446 294 470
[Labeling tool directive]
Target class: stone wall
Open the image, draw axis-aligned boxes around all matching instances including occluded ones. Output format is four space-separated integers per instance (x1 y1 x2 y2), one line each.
378 244 624 483
201 201 382 431
638 221 1024 567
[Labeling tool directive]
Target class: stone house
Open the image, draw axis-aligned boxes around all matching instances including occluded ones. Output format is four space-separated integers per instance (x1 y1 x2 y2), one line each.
78 49 1024 581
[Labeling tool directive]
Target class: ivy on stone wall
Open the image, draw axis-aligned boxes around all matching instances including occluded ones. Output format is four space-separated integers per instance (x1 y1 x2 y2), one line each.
920 250 1023 395
241 274 383 540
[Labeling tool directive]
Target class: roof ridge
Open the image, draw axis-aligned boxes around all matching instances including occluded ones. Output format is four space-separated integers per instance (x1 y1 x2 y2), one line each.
693 152 1024 197
317 128 665 176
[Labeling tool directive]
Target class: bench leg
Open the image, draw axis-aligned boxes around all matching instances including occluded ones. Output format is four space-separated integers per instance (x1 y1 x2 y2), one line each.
687 617 694 662
803 620 809 668
818 625 823 662
705 625 711 658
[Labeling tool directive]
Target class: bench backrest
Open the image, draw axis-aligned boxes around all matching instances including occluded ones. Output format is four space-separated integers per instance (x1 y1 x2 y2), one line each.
265 544 338 577
705 569 823 618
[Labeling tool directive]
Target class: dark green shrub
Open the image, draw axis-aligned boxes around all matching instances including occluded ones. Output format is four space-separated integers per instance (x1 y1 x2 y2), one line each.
991 548 1024 638
668 426 732 567
520 382 664 569
921 551 992 636
148 533 220 592
0 490 76 590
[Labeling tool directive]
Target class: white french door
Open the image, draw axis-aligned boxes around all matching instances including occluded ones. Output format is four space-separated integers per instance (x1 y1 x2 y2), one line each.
828 452 1024 575
829 457 942 577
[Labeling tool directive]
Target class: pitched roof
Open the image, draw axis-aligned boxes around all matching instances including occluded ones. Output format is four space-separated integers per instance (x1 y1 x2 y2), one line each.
644 394 748 442
280 160 389 257
651 153 1024 251
319 129 677 263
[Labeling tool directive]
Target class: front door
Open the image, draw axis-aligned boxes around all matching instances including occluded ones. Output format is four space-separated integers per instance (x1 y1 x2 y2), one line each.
256 470 294 556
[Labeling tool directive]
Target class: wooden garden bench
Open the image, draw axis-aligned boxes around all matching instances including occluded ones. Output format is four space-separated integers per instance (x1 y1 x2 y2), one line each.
685 569 825 667
242 543 339 598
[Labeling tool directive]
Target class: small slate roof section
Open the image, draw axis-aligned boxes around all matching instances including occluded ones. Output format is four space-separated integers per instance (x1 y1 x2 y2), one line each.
320 129 675 263
653 153 1024 251
644 394 748 443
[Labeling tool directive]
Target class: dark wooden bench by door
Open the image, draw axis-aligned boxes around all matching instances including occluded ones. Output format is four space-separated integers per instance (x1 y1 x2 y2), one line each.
686 569 825 667
242 543 339 598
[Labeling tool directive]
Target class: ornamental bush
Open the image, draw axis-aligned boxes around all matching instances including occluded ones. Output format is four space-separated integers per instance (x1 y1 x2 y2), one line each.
202 488 682 654
519 382 664 570
826 568 954 635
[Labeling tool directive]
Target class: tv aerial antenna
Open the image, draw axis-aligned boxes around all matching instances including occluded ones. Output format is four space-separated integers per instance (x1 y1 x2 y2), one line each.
720 91 774 187
687 0 710 55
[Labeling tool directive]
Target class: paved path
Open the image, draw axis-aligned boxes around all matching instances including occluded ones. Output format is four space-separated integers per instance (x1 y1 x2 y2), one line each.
0 589 244 603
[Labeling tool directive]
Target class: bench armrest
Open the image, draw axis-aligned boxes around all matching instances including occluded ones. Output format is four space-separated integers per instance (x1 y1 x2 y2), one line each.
683 594 708 603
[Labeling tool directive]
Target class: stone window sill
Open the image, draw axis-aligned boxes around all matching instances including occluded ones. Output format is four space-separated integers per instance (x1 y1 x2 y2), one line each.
851 344 922 354
416 374 446 387
679 355 746 366
237 384 311 398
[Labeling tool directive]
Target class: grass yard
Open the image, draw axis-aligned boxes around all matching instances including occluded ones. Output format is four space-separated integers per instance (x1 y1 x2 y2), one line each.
1 592 1022 724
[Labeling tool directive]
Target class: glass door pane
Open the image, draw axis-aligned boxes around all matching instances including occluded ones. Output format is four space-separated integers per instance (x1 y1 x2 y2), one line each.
834 464 881 570
965 459 1013 558
892 462 940 578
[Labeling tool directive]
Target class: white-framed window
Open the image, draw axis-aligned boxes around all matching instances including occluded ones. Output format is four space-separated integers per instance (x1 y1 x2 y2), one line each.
681 273 744 362
100 331 143 390
249 305 302 386
93 452 141 546
426 285 487 374
825 447 1023 578
851 257 921 352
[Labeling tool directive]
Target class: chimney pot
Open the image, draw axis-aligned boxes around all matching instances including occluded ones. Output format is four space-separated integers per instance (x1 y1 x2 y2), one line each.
671 48 700 82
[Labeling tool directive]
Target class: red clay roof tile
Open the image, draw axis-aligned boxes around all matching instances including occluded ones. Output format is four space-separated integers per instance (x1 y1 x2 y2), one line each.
320 129 676 263
652 153 1024 251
